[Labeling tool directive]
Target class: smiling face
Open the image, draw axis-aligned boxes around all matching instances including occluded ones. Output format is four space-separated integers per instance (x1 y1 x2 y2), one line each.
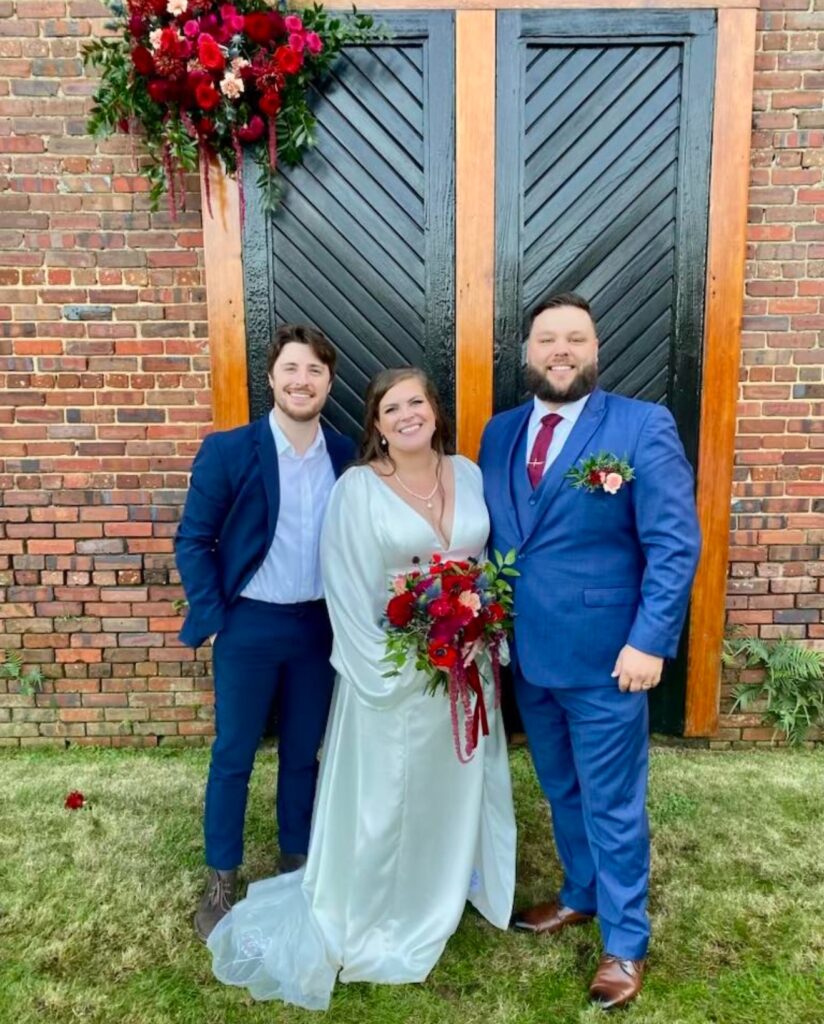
375 375 437 456
268 341 332 423
524 304 599 404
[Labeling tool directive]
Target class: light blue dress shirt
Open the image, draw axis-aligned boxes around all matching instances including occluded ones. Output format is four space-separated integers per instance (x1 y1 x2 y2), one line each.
525 392 591 476
241 411 336 604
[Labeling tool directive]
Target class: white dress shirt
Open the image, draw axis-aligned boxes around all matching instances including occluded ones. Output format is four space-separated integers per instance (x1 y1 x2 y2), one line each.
525 392 591 476
241 411 336 604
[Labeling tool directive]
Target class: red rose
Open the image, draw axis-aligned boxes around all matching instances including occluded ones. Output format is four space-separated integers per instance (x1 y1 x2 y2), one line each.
428 641 457 668
387 592 415 628
131 45 154 76
197 117 215 135
195 81 221 110
588 469 605 486
64 790 85 810
429 596 453 618
275 44 302 75
198 34 225 72
147 78 169 103
244 12 272 45
268 11 286 37
128 14 147 37
486 602 505 623
237 115 265 142
258 90 281 117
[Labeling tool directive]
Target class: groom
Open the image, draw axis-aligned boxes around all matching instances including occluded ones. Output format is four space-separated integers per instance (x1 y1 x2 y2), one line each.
479 293 700 1009
175 323 355 941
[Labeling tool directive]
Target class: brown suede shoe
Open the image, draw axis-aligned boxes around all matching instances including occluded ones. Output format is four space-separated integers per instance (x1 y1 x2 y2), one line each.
194 868 237 943
589 954 645 1010
511 899 594 934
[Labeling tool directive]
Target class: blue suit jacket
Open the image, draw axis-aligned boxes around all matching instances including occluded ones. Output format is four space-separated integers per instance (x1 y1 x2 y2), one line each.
479 389 701 687
175 415 355 648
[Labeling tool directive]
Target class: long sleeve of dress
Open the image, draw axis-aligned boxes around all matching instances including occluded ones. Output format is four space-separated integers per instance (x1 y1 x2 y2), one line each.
320 468 423 709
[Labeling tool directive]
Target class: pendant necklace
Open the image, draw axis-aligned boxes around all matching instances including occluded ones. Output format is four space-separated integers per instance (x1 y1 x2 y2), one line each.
394 469 439 510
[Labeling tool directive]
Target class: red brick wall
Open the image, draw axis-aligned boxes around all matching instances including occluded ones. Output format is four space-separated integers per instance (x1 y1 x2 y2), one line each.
0 0 214 746
0 1 822 746
717 0 824 747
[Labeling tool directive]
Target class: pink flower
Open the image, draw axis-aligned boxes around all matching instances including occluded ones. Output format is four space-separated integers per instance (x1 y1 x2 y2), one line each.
458 590 481 615
305 31 323 55
166 0 187 15
183 19 200 37
392 575 407 596
289 31 305 52
284 14 303 32
227 14 244 33
603 472 624 494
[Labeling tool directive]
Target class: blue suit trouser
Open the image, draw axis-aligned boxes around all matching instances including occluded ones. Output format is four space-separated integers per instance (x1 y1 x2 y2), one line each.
204 597 335 870
515 672 651 959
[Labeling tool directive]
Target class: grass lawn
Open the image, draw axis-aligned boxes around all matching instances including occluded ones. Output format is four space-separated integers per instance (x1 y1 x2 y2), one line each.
0 745 822 1024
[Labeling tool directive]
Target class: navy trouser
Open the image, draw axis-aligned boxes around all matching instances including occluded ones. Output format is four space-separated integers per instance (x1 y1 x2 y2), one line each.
515 672 651 960
204 597 335 870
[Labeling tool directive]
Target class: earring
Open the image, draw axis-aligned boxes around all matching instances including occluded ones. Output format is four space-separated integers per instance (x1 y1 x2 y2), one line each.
379 433 388 452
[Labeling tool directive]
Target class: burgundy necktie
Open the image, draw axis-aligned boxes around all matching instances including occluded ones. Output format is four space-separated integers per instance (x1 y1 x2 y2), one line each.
527 413 563 489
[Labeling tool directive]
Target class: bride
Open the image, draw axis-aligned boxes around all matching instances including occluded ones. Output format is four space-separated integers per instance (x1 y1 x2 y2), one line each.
207 367 516 1010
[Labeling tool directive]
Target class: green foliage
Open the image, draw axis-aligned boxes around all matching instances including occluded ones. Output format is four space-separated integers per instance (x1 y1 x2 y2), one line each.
724 633 824 746
0 649 44 698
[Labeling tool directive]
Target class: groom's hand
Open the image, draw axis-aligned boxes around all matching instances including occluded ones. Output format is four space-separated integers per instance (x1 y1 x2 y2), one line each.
611 645 663 693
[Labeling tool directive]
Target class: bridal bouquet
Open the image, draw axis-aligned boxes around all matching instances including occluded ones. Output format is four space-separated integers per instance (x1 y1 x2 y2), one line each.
383 551 518 763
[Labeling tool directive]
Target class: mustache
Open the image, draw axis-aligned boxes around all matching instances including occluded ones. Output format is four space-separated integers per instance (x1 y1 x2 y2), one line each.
523 362 598 404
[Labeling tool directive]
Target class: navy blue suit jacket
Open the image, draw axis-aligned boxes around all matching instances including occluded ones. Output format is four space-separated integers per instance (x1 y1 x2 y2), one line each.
175 415 355 648
479 389 701 687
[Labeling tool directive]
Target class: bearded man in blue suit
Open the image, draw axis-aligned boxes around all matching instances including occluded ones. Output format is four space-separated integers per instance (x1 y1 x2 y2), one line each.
479 294 700 1009
175 324 355 942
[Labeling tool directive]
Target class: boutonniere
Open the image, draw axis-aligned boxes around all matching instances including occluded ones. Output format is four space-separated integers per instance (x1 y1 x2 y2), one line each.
567 452 635 494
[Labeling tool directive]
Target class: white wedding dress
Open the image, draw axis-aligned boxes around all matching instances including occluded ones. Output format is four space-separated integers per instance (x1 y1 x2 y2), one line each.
208 456 516 1010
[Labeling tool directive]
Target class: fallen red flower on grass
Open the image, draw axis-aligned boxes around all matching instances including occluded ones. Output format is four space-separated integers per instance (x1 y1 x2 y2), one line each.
64 790 86 810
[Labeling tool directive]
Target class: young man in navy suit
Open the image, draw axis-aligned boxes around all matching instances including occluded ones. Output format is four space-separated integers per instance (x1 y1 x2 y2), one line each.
479 294 701 1009
175 324 355 941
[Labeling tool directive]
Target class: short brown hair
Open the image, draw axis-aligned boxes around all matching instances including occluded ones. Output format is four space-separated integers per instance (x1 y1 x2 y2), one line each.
266 323 337 377
529 292 595 329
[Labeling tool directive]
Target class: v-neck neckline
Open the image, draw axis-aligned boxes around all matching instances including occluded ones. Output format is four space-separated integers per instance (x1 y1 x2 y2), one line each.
369 457 459 551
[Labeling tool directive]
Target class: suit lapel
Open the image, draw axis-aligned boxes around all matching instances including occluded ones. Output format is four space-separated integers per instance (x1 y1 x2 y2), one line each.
502 403 532 547
522 388 608 546
323 426 352 479
254 414 279 544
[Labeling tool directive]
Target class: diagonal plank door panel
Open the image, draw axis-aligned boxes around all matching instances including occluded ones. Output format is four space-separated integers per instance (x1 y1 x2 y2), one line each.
242 13 455 438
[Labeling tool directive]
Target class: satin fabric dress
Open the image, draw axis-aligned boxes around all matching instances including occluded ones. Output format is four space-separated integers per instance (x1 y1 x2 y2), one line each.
208 456 517 1010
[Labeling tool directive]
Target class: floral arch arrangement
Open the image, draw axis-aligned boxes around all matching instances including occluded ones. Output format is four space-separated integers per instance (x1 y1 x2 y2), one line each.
83 1 382 217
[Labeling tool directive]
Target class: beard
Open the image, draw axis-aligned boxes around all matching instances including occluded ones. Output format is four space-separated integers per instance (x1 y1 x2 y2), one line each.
523 360 598 404
274 391 325 423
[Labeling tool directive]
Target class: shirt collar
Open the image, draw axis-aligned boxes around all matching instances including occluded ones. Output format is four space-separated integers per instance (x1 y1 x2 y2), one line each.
269 410 327 458
532 391 591 425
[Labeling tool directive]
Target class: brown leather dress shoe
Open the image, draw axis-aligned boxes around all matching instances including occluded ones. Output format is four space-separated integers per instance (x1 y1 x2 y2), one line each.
589 954 645 1009
511 899 594 934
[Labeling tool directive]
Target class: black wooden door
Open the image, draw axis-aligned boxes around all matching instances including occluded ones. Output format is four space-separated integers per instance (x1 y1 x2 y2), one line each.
495 10 716 734
242 12 455 436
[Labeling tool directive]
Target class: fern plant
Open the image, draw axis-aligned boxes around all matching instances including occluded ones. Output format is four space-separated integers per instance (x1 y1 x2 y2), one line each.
722 634 824 746
0 649 44 698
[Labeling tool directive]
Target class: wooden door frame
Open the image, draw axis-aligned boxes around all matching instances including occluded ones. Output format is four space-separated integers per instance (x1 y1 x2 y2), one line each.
201 0 757 737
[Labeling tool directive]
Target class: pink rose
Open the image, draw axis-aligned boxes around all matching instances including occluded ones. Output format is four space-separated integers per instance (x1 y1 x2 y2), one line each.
603 472 624 494
305 31 323 55
289 31 305 52
284 13 303 32
183 19 200 37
